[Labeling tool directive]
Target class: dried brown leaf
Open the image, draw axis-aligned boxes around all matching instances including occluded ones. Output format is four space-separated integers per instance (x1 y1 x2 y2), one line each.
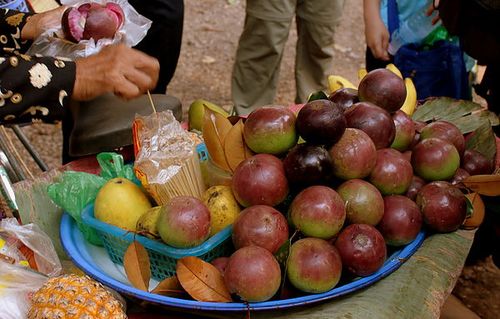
224 119 253 172
176 256 232 302
151 276 186 298
213 112 233 145
203 108 231 172
243 136 253 160
123 241 151 291
462 174 500 196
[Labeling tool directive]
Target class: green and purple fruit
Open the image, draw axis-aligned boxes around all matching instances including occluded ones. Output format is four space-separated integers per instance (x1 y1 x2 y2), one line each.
287 238 342 293
157 196 211 248
337 179 384 226
411 138 460 181
243 105 298 155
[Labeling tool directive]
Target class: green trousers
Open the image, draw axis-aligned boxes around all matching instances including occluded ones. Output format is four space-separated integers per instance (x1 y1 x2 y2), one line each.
231 0 345 115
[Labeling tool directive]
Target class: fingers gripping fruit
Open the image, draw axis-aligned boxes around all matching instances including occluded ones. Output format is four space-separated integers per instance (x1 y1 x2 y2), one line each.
62 2 124 42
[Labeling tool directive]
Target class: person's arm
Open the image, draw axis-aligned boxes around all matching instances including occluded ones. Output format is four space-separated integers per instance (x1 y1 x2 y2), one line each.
0 44 159 125
0 53 76 124
0 7 66 54
426 0 441 25
21 6 66 41
0 8 35 53
363 0 390 61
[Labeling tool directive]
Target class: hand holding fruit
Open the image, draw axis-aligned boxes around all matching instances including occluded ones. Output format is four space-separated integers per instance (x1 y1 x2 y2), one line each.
21 6 68 40
73 44 159 101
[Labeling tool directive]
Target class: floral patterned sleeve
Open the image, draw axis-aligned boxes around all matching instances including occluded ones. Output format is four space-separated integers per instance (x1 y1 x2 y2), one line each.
0 9 76 124
0 9 34 53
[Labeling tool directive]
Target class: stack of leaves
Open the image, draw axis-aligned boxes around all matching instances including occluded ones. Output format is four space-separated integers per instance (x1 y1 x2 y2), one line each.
202 107 253 173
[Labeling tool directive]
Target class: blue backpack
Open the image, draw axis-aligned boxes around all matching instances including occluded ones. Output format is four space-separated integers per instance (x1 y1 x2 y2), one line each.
388 0 470 100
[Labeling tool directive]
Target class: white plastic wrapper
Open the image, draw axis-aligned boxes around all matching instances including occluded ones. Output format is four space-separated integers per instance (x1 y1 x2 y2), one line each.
26 0 152 59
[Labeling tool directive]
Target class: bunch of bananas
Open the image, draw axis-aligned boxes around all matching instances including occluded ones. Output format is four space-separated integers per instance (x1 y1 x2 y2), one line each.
327 64 417 116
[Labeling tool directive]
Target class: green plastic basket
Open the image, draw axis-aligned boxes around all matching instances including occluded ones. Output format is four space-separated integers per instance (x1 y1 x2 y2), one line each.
81 204 233 280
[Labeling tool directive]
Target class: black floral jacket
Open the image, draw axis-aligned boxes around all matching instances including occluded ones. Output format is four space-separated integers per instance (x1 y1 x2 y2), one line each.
0 9 75 124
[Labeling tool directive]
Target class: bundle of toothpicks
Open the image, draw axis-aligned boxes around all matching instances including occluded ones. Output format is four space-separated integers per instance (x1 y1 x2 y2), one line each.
133 107 205 206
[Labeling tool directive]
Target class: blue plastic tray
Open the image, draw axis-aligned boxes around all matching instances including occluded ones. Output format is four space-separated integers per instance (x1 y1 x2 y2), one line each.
61 213 425 312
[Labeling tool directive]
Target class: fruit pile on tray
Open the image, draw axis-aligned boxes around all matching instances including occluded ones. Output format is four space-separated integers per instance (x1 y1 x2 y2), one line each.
75 63 500 307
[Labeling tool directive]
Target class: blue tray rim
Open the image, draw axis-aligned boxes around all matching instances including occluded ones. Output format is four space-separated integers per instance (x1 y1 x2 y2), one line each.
61 213 426 312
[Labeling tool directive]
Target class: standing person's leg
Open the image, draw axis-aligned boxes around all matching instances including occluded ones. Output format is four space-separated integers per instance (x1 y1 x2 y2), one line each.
231 0 296 115
295 0 344 104
129 0 184 94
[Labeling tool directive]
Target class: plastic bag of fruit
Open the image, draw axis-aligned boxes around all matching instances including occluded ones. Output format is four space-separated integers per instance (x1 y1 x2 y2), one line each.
26 0 152 59
0 218 61 277
0 220 59 319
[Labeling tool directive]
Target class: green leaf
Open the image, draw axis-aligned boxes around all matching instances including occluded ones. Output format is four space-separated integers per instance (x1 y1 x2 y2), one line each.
465 196 474 219
465 121 497 161
307 91 329 102
274 240 291 269
275 229 299 300
453 113 495 134
412 97 498 134
412 98 481 122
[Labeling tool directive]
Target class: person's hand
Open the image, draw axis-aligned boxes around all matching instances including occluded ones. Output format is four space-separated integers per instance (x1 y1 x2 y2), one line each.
365 16 391 61
72 44 160 101
426 0 441 25
21 6 67 40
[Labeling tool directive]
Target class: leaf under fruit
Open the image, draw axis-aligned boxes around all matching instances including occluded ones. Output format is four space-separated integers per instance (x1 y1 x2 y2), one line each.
412 98 499 134
224 119 253 172
465 121 497 161
213 111 233 145
176 256 232 302
203 108 231 172
462 174 500 196
123 241 151 291
151 276 186 298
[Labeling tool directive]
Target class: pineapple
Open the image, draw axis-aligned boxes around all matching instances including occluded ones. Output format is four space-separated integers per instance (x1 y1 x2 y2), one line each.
28 274 127 319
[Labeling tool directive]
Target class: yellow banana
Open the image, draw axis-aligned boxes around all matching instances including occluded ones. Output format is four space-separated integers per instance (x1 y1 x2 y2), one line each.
386 63 403 79
400 78 417 116
327 75 357 93
357 68 368 81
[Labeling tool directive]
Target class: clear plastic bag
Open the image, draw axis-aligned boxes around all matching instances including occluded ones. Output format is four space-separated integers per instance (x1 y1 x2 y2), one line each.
26 0 152 59
133 111 206 205
0 218 60 318
0 262 48 319
0 218 62 277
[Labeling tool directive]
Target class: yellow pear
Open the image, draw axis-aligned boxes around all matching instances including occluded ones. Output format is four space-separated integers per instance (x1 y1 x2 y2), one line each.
136 206 162 239
188 99 229 131
203 185 241 236
94 178 152 231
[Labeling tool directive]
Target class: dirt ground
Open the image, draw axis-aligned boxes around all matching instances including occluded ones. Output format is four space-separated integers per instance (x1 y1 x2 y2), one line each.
2 0 498 318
